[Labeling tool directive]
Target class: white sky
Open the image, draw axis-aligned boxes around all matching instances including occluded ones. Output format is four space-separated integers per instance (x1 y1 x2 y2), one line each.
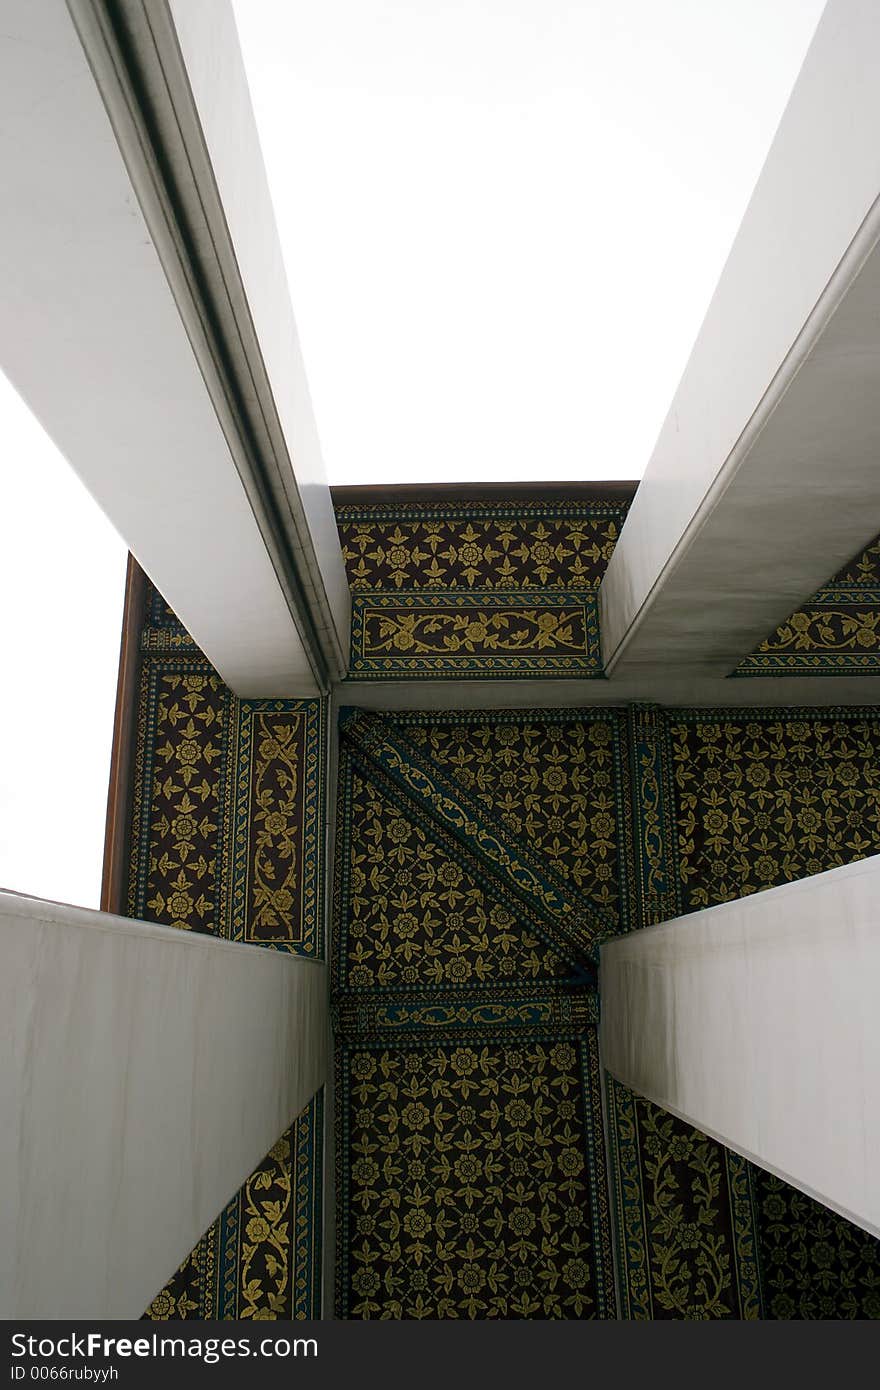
1 1 826 908
232 0 826 486
0 371 127 908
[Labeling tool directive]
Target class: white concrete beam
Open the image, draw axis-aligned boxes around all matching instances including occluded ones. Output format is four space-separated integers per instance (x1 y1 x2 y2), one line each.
335 670 880 712
600 856 880 1240
601 0 880 683
0 890 327 1320
0 0 346 696
165 0 351 673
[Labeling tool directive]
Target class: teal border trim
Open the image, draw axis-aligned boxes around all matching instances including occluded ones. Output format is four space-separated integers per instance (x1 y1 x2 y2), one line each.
335 1047 353 1320
604 1076 649 1319
335 498 630 524
727 1152 763 1320
667 702 880 722
293 1088 325 1320
733 652 880 675
625 705 682 928
579 1030 616 1319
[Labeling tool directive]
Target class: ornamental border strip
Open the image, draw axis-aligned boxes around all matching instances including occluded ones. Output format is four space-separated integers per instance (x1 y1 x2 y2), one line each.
388 705 623 728
332 984 600 1044
210 1089 325 1319
348 589 603 681
293 1089 325 1319
334 499 632 523
227 698 326 957
732 652 880 676
804 586 880 602
625 705 683 928
603 1077 763 1320
727 1153 763 1321
666 703 880 722
578 1031 616 1319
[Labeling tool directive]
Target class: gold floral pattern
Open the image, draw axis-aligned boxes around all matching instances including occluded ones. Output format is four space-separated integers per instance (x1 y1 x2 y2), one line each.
647 1139 751 1319
397 714 622 922
339 1037 613 1318
666 708 880 1319
605 1078 760 1320
833 538 880 585
129 650 324 954
245 711 307 945
143 1094 323 1320
127 544 880 1323
337 765 569 991
131 665 231 935
239 1129 295 1319
361 601 590 655
753 1171 880 1319
335 502 629 591
340 711 617 960
350 591 600 678
335 703 880 1317
336 499 620 678
126 579 325 1318
735 532 880 674
670 712 880 909
334 708 617 1318
769 607 880 653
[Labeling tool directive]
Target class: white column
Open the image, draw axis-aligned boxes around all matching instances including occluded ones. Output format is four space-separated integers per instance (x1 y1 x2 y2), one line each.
601 0 880 688
0 0 348 697
166 0 351 672
600 857 880 1239
0 890 327 1319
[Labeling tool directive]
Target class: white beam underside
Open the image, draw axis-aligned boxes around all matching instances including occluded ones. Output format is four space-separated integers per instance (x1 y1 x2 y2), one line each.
336 673 880 712
600 856 880 1240
0 891 327 1320
167 0 351 670
0 0 315 697
602 0 880 678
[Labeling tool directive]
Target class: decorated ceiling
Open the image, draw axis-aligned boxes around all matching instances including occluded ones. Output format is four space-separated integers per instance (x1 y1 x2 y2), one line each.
112 502 880 1319
331 703 880 1318
335 493 880 680
333 490 631 680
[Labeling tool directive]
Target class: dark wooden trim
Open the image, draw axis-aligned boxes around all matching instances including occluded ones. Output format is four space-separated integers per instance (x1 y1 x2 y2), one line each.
101 553 146 915
330 480 640 507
